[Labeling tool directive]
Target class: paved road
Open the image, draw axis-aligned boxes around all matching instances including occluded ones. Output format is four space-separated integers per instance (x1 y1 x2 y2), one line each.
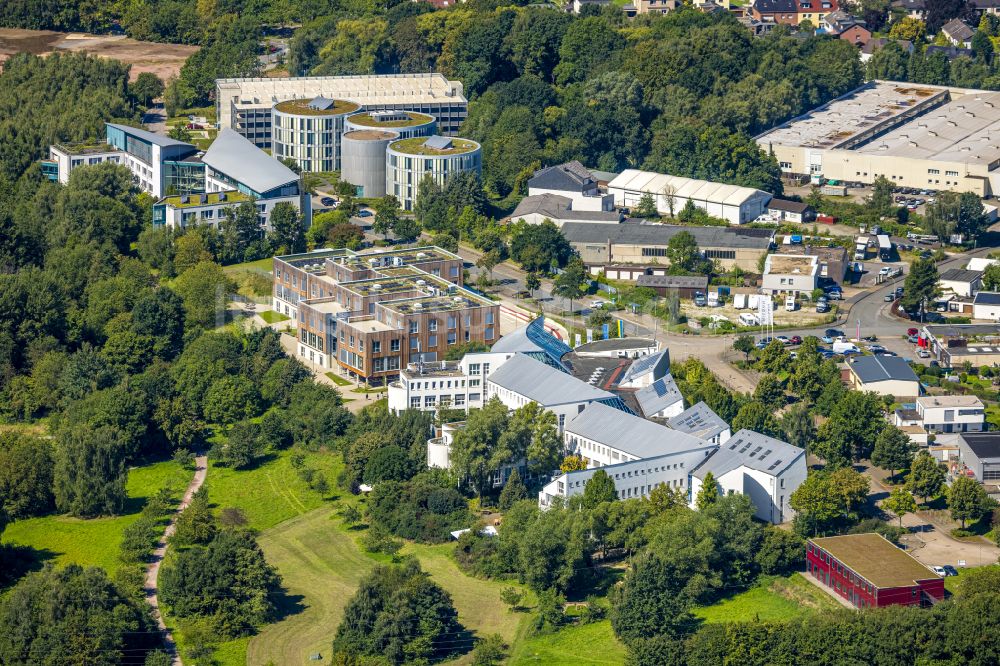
143 102 166 135
145 455 208 665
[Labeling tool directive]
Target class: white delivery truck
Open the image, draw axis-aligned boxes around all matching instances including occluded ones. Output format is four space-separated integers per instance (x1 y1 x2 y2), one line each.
734 293 747 309
748 295 760 310
832 340 860 354
785 296 796 311
739 312 760 326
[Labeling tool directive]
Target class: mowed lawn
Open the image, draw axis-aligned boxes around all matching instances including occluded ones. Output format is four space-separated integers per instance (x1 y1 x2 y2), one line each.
246 507 376 666
0 460 190 576
693 574 841 624
222 256 274 274
508 620 625 665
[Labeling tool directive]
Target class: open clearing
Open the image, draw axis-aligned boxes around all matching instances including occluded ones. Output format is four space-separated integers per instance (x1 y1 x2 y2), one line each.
0 28 197 81
509 620 625 665
0 460 190 575
693 574 841 624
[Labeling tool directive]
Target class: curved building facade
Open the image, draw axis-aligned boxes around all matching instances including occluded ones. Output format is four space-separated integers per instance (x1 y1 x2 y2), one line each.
271 96 359 172
342 129 399 198
344 110 436 140
386 135 482 211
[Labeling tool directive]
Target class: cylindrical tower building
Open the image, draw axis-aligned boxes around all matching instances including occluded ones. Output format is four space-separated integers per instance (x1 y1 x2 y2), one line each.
271 96 359 172
386 135 481 211
341 129 399 198
344 110 436 140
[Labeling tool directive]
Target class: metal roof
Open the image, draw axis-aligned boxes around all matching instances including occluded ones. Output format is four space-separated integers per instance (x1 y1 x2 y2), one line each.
608 169 769 207
618 349 670 386
636 275 709 290
309 96 335 110
634 375 683 417
528 161 595 192
667 401 730 441
510 194 621 223
486 353 619 406
565 402 714 459
938 268 982 283
202 128 299 194
693 429 804 479
974 291 1000 305
490 317 571 369
560 222 774 249
848 355 919 384
960 432 1000 460
424 135 453 150
105 122 194 149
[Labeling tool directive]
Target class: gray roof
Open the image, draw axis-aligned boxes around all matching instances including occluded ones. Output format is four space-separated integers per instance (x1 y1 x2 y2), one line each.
202 128 299 194
925 45 973 59
309 96 335 110
511 194 621 223
561 222 774 250
527 161 595 193
565 402 713 459
487 353 618 406
490 317 571 368
106 122 195 149
974 291 1000 305
618 349 670 386
635 375 683 417
942 18 974 41
767 198 812 214
667 401 730 441
861 38 913 55
636 274 709 290
693 429 804 479
940 268 982 284
960 432 1000 460
424 135 453 150
849 355 919 384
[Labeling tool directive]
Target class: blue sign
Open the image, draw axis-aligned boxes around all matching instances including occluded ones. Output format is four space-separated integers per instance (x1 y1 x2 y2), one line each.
602 323 610 340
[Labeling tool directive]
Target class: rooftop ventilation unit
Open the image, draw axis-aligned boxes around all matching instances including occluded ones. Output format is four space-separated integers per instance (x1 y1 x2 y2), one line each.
180 195 189 204
199 194 208 204
392 257 403 267
413 302 423 310
415 279 427 286
416 252 428 259
219 192 227 201
372 284 382 291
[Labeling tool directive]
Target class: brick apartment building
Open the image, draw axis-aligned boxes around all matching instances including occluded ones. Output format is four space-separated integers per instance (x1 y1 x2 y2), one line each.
806 534 944 608
273 247 498 383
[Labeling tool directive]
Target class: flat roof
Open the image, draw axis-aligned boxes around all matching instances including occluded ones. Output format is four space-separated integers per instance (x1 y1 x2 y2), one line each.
52 142 118 156
810 533 939 589
380 290 494 315
347 110 435 128
276 248 355 271
575 338 657 352
924 323 1000 339
755 81 949 149
608 169 768 207
273 97 359 116
337 246 459 269
917 394 983 408
562 222 774 250
158 191 250 208
766 254 819 275
106 122 195 149
343 129 398 141
218 73 467 108
855 90 1000 165
389 135 479 156
307 299 349 315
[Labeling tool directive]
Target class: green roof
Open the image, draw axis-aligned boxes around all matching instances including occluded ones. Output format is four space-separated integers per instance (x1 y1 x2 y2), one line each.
347 111 434 128
274 98 359 116
53 141 117 156
159 191 250 209
389 136 479 156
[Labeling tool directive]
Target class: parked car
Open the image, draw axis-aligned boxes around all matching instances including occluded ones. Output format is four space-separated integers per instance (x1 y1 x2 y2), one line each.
589 300 607 309
943 565 959 576
776 336 791 345
867 344 886 353
825 329 844 337
931 566 946 577
790 336 802 345
356 209 373 217
827 290 843 300
821 335 834 343
884 293 895 302
320 196 335 206
917 350 931 358
907 328 918 336
816 303 830 313
693 293 706 306
908 335 919 344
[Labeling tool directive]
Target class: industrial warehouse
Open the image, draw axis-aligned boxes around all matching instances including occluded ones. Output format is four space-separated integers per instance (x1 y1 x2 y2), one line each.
756 80 1000 196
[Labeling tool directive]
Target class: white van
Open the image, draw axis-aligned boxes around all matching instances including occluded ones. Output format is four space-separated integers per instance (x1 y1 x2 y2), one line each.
748 295 760 309
734 293 747 309
739 313 760 327
785 296 797 312
832 340 860 354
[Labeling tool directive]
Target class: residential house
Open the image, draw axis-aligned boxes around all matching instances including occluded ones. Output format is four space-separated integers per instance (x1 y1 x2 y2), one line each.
822 10 872 44
689 429 807 524
751 0 839 25
921 323 1000 367
767 198 816 223
971 0 1000 15
527 161 614 212
939 268 983 298
860 38 914 63
845 355 921 398
892 0 926 19
622 0 680 16
925 44 975 60
914 395 986 434
957 432 1000 482
973 291 1000 320
806 534 944 608
739 14 779 35
762 254 819 296
941 18 974 47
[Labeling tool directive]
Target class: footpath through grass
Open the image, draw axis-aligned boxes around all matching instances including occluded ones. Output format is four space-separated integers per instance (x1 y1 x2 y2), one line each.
0 460 190 576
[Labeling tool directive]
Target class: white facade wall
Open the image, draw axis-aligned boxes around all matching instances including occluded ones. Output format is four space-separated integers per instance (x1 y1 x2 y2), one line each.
940 278 980 297
855 378 921 398
762 272 817 295
50 146 123 185
974 302 1000 321
527 188 615 212
387 352 515 414
917 403 986 433
610 185 770 225
689 457 807 524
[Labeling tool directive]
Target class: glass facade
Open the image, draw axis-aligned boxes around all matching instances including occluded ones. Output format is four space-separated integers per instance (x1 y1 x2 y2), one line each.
162 161 206 196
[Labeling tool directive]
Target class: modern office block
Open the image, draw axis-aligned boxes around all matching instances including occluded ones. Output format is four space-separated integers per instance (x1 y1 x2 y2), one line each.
341 130 399 198
271 96 360 172
344 110 436 139
386 135 482 210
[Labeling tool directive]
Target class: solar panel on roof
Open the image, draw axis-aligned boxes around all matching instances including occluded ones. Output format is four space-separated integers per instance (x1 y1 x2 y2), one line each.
308 97 335 110
651 378 673 397
424 135 453 149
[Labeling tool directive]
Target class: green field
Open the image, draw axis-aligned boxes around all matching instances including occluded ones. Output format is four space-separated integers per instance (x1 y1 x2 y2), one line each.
259 310 290 324
509 620 625 665
204 448 342 532
223 257 274 275
324 372 353 387
0 460 190 575
693 574 840 624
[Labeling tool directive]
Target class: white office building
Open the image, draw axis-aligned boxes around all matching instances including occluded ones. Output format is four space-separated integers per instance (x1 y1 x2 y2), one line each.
666 402 732 445
386 135 482 211
689 430 807 524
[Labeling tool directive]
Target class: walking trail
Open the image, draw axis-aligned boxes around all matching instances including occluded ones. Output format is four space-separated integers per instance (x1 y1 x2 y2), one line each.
144 455 208 665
